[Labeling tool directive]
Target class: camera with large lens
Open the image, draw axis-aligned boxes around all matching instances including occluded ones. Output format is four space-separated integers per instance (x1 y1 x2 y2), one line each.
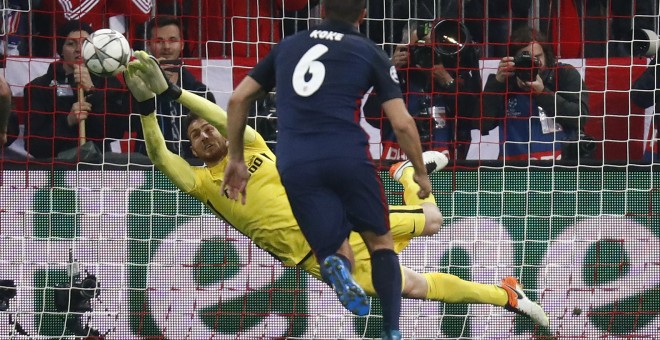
409 19 474 69
52 250 104 338
409 43 434 69
623 28 659 57
513 50 541 82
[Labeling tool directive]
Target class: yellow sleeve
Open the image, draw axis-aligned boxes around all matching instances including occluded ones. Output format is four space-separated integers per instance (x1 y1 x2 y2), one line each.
177 90 257 145
140 113 197 193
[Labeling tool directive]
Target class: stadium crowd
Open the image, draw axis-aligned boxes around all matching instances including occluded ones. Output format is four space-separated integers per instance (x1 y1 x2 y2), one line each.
0 0 659 165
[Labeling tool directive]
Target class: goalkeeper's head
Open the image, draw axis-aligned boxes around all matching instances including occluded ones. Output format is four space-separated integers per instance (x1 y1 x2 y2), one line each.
322 0 367 26
186 113 228 165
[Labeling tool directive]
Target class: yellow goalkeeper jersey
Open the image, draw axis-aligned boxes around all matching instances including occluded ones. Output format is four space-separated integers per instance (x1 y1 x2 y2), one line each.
187 135 312 267
140 90 312 267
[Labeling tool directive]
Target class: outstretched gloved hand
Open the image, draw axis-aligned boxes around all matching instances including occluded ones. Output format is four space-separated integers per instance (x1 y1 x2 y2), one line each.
130 50 182 99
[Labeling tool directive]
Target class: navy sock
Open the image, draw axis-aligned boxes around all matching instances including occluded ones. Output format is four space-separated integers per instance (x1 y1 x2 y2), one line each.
371 249 401 331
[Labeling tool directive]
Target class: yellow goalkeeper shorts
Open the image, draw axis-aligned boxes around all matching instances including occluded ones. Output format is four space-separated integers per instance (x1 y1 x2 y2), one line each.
300 205 426 296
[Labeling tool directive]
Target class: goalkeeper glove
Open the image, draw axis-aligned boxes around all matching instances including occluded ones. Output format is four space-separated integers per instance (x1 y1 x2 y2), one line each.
131 50 182 100
124 61 156 115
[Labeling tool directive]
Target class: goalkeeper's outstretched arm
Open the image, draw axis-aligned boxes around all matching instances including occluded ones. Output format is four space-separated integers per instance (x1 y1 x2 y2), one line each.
124 59 197 193
140 113 197 193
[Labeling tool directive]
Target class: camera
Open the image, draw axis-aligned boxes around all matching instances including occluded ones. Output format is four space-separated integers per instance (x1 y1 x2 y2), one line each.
513 50 541 82
562 131 596 161
409 43 434 69
52 249 104 339
54 273 100 313
0 280 17 311
409 19 474 69
578 133 596 158
623 28 659 57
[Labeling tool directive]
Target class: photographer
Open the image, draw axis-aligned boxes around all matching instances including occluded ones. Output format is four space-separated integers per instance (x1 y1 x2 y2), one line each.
365 20 481 161
482 27 589 161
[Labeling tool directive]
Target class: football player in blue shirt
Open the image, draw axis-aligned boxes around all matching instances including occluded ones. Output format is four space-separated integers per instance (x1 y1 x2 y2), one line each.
223 1 431 339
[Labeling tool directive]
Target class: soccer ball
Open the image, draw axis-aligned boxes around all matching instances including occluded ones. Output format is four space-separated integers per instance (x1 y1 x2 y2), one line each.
82 29 131 77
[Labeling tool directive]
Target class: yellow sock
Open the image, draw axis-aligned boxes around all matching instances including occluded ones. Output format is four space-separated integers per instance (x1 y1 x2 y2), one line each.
399 168 436 206
422 272 508 306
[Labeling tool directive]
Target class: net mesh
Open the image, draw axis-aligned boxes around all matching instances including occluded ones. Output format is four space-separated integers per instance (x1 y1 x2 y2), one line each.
0 1 659 339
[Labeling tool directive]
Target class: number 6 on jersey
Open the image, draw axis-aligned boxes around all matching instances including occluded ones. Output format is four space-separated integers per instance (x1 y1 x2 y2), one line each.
292 44 329 97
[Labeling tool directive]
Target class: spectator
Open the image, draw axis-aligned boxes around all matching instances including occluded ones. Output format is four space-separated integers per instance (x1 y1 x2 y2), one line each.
135 15 215 158
482 27 589 161
24 20 129 160
365 20 481 161
631 55 659 162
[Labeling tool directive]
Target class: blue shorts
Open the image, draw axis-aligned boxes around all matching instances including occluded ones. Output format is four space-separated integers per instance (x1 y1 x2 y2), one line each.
279 157 390 260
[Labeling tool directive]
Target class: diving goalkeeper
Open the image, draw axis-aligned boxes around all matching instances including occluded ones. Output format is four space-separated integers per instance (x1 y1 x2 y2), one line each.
124 51 549 328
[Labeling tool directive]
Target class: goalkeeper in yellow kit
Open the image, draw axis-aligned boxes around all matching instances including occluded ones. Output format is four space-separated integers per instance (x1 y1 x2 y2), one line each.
124 51 549 327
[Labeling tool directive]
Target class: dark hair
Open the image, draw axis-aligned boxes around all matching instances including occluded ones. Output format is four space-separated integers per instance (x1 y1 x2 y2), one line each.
508 27 556 67
57 20 93 55
322 0 366 24
146 15 182 40
184 112 202 132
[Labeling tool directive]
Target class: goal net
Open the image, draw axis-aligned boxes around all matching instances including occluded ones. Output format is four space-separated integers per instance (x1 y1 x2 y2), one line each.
1 1 659 339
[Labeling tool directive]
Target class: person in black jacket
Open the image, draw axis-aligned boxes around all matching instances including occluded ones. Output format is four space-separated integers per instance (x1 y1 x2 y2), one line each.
482 27 589 161
631 56 660 162
24 20 130 160
137 15 215 158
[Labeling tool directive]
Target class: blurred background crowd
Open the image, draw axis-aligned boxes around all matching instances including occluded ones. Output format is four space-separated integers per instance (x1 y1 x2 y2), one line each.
0 0 659 166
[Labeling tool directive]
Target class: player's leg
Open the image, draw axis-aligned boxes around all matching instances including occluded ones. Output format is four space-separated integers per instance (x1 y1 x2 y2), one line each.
359 230 402 340
338 159 403 338
390 150 448 236
401 267 549 327
390 151 448 206
279 161 369 316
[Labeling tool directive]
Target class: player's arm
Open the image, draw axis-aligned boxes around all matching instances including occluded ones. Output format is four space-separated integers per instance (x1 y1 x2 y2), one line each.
222 76 265 203
222 46 275 203
139 114 196 192
226 76 264 163
124 62 197 192
373 47 431 198
381 98 428 179
0 75 11 145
